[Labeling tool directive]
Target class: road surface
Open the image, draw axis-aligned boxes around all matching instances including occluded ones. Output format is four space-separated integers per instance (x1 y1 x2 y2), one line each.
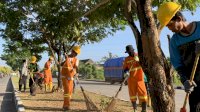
0 76 16 112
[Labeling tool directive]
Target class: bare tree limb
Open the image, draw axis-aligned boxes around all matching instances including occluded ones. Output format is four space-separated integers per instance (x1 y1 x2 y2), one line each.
71 0 112 25
82 0 111 17
44 36 59 65
124 0 141 46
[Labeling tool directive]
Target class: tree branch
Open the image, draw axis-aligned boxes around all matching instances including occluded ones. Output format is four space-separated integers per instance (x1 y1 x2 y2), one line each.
44 36 59 65
124 0 141 45
71 0 112 25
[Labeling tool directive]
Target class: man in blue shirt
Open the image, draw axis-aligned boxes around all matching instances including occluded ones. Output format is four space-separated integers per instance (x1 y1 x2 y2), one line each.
157 2 200 111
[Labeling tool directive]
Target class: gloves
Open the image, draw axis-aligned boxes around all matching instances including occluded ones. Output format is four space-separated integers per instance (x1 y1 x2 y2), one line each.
123 72 130 78
44 74 47 78
195 40 200 55
74 73 79 77
183 80 197 93
74 74 79 84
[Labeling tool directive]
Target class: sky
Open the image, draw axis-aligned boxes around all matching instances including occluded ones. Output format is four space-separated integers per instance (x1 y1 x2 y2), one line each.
0 8 200 68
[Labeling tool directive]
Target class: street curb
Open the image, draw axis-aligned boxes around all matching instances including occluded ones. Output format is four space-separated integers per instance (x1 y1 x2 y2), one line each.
11 76 26 112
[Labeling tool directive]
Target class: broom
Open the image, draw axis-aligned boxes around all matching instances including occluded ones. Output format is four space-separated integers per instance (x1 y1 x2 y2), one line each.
66 57 99 111
180 54 200 112
104 75 129 112
76 77 99 111
62 40 98 111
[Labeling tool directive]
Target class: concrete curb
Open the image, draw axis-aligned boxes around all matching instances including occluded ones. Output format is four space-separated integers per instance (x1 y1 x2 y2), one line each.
11 76 26 112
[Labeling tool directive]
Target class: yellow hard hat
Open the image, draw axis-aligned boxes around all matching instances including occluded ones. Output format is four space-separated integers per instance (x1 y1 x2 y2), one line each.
72 46 81 55
31 56 37 63
49 56 54 60
157 2 181 29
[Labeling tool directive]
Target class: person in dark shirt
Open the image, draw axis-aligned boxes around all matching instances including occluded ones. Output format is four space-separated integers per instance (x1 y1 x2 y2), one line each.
157 2 200 111
28 56 39 96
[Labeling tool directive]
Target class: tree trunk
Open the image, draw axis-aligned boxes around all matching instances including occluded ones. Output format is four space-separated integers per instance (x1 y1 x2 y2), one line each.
137 0 175 111
45 37 63 89
125 0 175 111
57 51 63 89
57 65 62 89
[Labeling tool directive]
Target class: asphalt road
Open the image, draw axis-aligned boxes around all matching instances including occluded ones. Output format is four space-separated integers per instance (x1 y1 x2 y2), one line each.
77 80 189 112
0 76 16 112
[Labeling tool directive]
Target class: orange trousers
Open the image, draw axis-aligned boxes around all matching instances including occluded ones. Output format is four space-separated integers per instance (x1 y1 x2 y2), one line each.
62 78 73 108
44 75 52 84
128 69 147 103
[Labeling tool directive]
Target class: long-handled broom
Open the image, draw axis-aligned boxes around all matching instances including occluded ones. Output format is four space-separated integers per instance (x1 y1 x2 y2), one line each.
62 41 98 111
76 77 99 111
104 75 129 112
180 54 200 112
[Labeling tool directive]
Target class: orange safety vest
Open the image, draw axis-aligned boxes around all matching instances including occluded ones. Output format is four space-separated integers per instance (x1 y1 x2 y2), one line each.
44 61 51 75
123 55 147 102
62 57 78 108
123 56 142 74
61 57 77 78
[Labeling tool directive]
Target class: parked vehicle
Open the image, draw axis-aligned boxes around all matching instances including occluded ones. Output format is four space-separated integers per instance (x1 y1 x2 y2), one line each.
104 57 125 84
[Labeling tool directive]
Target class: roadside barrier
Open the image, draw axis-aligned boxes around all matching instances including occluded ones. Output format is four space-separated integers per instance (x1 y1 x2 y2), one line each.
11 76 25 112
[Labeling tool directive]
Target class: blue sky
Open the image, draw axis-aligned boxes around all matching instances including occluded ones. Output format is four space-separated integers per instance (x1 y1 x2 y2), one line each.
0 8 200 67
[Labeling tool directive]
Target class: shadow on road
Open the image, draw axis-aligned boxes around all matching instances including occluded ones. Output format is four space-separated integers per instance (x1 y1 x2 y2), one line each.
25 106 88 112
20 98 85 102
0 77 16 112
21 98 63 101
25 106 63 111
79 81 113 85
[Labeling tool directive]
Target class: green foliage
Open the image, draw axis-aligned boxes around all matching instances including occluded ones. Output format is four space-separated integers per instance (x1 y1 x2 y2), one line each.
173 72 182 86
0 39 44 70
79 62 104 80
95 69 104 80
0 66 12 74
0 0 127 71
151 0 200 12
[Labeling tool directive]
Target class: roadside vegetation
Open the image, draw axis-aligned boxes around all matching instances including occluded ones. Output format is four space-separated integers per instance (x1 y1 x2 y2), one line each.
79 62 104 80
0 66 12 76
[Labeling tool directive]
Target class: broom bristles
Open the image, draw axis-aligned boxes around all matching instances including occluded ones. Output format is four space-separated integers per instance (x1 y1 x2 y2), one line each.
81 86 99 111
104 91 120 112
104 76 128 112
104 97 117 112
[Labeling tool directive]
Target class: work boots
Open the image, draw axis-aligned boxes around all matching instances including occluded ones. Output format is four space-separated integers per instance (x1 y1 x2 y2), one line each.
141 102 147 112
132 101 137 112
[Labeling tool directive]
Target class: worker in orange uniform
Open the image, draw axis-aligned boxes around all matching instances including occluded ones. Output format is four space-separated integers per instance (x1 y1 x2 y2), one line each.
43 56 54 92
61 46 80 111
123 45 148 112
